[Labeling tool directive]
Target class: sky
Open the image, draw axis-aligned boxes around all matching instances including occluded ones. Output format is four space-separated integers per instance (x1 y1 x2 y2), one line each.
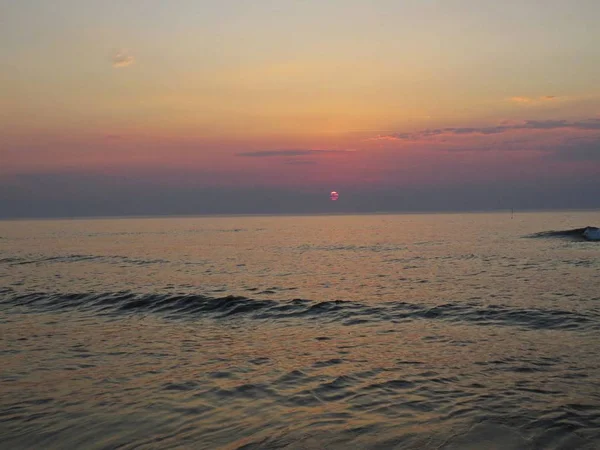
1 0 600 218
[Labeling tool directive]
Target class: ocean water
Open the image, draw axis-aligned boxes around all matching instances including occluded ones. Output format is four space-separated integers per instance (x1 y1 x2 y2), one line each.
1 211 600 449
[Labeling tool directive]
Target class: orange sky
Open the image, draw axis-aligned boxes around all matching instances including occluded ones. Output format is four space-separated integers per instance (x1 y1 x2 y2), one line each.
1 1 600 216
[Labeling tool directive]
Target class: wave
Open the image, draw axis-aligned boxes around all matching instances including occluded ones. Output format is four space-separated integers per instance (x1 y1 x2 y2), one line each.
297 244 408 253
76 228 255 238
528 226 600 241
0 254 172 267
1 290 597 331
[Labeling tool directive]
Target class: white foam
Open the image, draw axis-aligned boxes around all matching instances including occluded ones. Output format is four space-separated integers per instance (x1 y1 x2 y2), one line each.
583 227 600 241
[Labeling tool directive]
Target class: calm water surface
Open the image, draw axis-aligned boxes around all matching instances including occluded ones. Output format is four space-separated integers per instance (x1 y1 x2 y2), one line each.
1 212 600 449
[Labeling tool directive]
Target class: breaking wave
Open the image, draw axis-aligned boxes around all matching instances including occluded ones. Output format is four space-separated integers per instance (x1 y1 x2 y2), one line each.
528 226 600 241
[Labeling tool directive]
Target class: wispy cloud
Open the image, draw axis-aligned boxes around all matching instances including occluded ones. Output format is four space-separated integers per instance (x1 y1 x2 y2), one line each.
112 50 135 68
509 95 558 104
284 160 318 165
236 149 354 157
373 119 600 141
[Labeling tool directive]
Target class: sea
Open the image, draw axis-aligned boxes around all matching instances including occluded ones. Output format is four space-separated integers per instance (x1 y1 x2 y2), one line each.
1 211 599 449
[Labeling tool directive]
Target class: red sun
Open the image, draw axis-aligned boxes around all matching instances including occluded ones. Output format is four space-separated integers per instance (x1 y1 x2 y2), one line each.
330 191 339 201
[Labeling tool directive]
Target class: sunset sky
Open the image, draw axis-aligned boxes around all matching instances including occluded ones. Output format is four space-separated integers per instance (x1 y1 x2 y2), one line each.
1 0 600 217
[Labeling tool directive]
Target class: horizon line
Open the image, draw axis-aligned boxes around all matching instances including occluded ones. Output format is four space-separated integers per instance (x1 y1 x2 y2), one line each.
1 207 599 222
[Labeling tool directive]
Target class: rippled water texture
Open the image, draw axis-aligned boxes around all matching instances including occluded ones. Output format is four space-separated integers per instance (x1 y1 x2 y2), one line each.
1 211 600 449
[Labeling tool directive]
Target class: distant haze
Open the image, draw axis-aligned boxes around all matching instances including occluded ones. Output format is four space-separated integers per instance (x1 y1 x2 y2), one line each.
1 1 600 218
